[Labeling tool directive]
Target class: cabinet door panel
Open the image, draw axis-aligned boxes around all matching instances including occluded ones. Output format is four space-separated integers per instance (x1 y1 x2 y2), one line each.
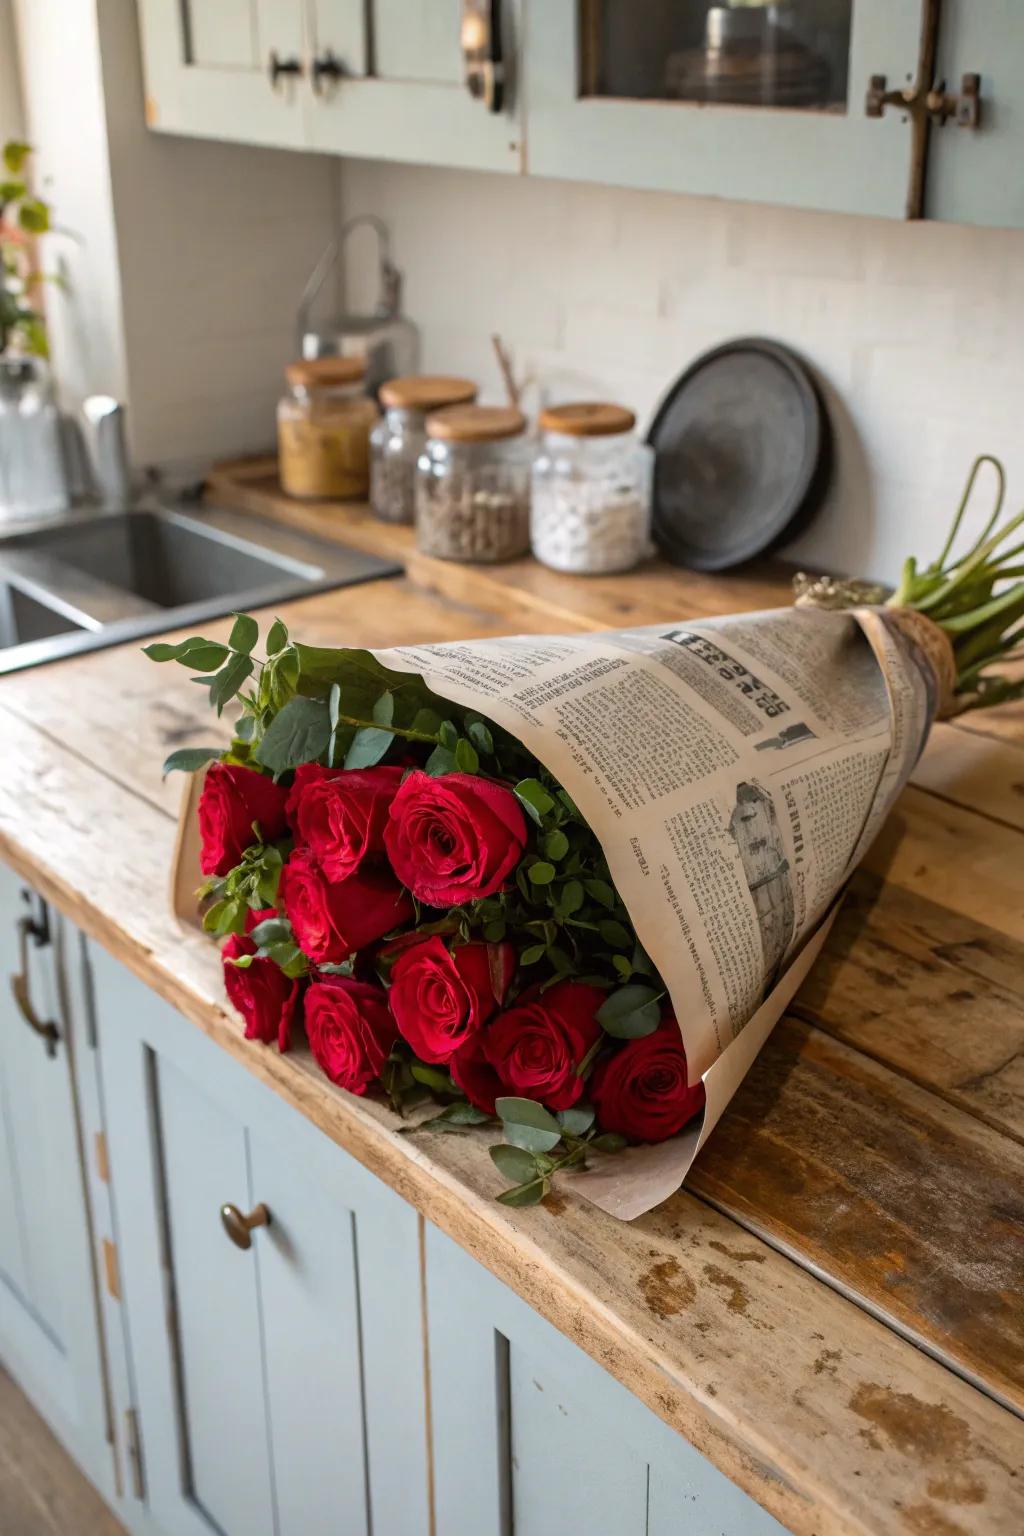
374 0 462 84
307 0 368 78
187 0 259 68
250 1138 369 1536
157 1058 276 1536
426 1224 787 1536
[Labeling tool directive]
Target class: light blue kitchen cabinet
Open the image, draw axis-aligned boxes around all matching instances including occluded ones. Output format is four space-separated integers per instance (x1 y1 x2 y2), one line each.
928 0 1023 226
138 0 521 173
424 1223 787 1536
0 866 114 1506
88 939 430 1536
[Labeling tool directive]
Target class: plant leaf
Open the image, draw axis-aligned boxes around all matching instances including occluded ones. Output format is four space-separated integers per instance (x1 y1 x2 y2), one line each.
557 1105 595 1137
515 778 555 817
161 746 222 777
229 613 259 654
409 1061 457 1094
497 1177 549 1207
496 1096 562 1154
455 737 479 773
418 1102 492 1130
597 985 662 1039
2 141 31 174
254 696 331 774
372 690 395 727
543 829 569 861
266 618 288 655
209 652 254 715
528 862 555 886
344 725 394 769
490 1144 541 1183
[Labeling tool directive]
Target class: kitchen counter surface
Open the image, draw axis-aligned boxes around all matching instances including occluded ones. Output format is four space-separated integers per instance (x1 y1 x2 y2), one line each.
1 465 1022 1536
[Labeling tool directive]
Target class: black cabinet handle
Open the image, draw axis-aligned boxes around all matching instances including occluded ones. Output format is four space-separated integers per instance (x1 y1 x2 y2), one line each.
11 915 58 1058
268 50 304 90
311 50 345 96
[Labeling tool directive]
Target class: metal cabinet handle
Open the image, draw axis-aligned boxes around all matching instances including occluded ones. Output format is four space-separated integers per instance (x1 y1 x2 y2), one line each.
220 1202 270 1251
11 916 58 1058
268 50 304 90
311 49 345 95
461 0 504 114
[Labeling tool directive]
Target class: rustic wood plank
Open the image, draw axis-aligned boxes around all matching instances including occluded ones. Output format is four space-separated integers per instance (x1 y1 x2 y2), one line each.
692 1015 1024 1414
795 871 1024 1142
0 1369 124 1536
914 723 1024 833
0 702 1021 1536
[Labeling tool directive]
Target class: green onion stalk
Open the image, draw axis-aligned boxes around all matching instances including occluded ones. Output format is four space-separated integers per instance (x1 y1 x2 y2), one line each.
795 455 1024 718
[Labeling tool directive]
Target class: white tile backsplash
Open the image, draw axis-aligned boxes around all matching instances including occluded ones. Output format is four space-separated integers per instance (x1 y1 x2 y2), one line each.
340 159 1024 584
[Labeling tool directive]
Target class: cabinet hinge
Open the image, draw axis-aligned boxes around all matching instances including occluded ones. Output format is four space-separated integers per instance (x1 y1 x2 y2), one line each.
102 1238 121 1301
94 1130 110 1183
124 1407 146 1501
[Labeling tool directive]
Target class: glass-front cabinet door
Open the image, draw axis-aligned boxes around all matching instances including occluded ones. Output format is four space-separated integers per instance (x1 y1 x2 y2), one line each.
526 0 924 216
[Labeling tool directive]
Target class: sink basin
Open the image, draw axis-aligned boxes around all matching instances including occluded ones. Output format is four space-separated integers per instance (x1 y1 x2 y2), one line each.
0 502 400 674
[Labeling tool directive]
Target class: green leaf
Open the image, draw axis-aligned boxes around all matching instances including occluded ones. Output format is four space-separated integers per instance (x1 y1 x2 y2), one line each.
161 746 222 777
483 919 506 943
454 738 479 774
515 778 555 817
269 648 300 710
612 954 633 980
497 1178 549 1207
2 141 31 174
419 1102 492 1130
409 1061 457 1094
558 879 584 916
229 613 259 654
266 618 288 655
590 1133 628 1154
520 943 546 965
543 829 569 861
248 916 292 947
345 725 394 769
412 707 443 737
557 1105 595 1136
528 862 555 886
372 690 395 727
142 641 183 662
597 985 661 1039
467 719 494 755
328 682 341 731
496 1096 562 1154
439 719 459 750
184 642 233 674
254 696 331 774
490 1144 541 1183
17 197 49 234
210 652 254 715
0 179 25 202
583 878 616 908
599 919 633 950
425 745 457 775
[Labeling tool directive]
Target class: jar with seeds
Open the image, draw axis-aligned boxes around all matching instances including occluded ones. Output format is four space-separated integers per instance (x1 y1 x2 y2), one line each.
531 402 653 575
415 405 531 563
370 374 478 525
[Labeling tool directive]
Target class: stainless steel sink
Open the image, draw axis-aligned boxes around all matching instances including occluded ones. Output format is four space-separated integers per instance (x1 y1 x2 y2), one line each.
0 502 401 673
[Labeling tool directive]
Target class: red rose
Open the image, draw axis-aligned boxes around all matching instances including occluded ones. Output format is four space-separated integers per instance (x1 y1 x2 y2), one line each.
485 980 603 1111
384 770 527 907
590 1020 705 1143
221 908 298 1052
451 1033 504 1116
389 937 514 1064
304 976 396 1095
280 847 412 964
287 764 403 882
198 762 289 877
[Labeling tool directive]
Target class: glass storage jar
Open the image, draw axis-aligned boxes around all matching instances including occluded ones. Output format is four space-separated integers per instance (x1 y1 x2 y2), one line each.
370 374 477 525
531 403 653 575
277 356 378 501
416 405 531 563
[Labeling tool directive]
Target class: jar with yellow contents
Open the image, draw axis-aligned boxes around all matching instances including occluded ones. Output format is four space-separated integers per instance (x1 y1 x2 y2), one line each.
277 357 379 501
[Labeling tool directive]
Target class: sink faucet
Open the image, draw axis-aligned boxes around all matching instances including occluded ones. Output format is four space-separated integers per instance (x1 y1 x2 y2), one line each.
81 396 132 511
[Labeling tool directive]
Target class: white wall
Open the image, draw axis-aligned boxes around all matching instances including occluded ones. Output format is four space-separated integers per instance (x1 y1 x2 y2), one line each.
14 0 339 472
0 0 24 144
339 160 1024 584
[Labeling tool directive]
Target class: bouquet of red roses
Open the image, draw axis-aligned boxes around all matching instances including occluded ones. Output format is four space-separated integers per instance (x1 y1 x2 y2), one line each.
150 456 1024 1217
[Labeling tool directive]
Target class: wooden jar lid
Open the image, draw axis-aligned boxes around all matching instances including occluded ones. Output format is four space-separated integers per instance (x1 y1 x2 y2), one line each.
285 356 366 389
538 402 636 437
425 404 527 443
379 375 478 411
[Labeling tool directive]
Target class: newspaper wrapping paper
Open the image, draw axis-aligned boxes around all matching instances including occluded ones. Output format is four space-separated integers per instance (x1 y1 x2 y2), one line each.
365 603 937 1220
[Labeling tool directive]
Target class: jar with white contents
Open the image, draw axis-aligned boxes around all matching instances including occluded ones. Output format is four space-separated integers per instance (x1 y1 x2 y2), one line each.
531 403 653 575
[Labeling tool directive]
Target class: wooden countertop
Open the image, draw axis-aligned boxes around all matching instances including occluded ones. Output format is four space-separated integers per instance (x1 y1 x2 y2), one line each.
1 461 1022 1536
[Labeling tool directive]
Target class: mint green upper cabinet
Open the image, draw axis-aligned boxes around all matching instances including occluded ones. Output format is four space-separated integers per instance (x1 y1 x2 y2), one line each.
303 0 521 172
524 0 923 217
927 0 1021 226
139 0 308 147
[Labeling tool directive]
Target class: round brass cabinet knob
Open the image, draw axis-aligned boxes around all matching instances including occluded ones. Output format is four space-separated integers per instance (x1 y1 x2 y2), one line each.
220 1202 270 1251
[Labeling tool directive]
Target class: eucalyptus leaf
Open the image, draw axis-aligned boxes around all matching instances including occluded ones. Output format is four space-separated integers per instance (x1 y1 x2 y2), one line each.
254 696 331 774
439 719 459 750
599 919 633 950
583 878 616 908
372 690 395 727
589 1132 628 1154
528 862 555 886
161 746 221 777
345 725 394 769
519 943 546 965
210 651 254 715
418 1102 492 1130
266 617 288 655
248 917 292 947
425 745 457 776
515 778 555 816
229 613 259 654
467 719 494 754
410 1061 457 1094
490 1144 541 1183
496 1096 562 1154
497 1177 549 1208
543 829 569 861
557 1105 595 1137
455 738 479 773
597 984 661 1039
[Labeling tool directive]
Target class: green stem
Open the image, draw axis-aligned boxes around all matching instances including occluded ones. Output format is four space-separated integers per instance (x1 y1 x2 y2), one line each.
931 454 1006 573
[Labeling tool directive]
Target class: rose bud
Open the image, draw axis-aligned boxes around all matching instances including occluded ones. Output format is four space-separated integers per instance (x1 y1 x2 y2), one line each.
286 764 404 882
198 762 289 877
590 1020 705 1143
280 847 412 965
221 909 299 1052
450 1033 504 1116
304 976 397 1096
485 980 604 1112
384 770 527 907
389 937 514 1064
